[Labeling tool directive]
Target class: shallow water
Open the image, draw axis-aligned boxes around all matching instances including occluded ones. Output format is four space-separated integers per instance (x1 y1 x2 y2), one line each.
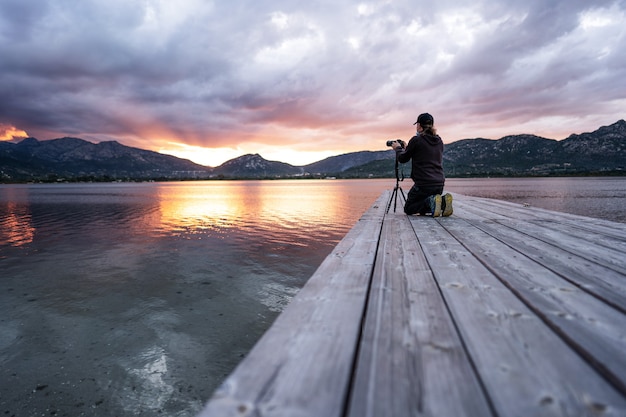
1 177 625 416
0 180 389 417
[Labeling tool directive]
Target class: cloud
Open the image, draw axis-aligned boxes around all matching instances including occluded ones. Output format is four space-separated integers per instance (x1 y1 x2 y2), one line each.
0 124 28 141
1 0 624 165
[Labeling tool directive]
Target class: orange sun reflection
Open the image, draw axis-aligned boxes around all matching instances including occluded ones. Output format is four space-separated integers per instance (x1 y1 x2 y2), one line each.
151 180 360 244
155 182 250 236
0 201 35 247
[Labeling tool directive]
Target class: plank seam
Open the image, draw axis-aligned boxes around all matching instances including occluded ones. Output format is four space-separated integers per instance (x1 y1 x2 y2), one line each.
341 192 390 417
438 219 626 397
408 217 500 417
459 203 626 276
463 217 626 315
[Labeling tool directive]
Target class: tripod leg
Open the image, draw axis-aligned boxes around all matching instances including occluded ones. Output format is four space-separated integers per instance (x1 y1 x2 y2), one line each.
392 184 403 213
394 186 398 212
389 174 403 213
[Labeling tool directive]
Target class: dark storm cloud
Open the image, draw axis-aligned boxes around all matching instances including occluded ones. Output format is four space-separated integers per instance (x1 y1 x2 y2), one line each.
0 0 624 159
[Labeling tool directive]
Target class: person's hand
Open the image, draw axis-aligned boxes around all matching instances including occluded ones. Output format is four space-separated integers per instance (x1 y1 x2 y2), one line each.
392 142 402 150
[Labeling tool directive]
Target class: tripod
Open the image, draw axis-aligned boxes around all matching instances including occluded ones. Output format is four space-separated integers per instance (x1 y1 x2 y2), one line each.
390 154 406 213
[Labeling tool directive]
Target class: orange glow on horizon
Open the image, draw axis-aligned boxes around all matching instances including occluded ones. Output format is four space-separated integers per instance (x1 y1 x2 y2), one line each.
146 119 399 166
9 111 605 169
0 125 28 141
158 142 244 167
158 141 350 167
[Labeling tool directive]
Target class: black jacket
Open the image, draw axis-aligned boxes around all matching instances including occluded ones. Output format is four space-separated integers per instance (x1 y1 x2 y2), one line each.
396 133 445 186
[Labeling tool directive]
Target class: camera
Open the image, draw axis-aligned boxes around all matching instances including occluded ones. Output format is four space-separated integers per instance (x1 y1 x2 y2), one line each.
386 139 405 149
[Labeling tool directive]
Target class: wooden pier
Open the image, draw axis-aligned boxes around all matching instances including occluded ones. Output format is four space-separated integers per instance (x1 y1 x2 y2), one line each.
199 191 626 417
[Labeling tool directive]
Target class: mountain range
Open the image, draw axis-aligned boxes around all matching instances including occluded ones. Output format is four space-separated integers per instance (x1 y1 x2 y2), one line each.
1 120 624 182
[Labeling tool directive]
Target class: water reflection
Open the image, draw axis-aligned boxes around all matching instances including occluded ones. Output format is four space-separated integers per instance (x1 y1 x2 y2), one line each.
154 181 367 248
0 188 35 247
0 180 389 417
156 184 238 234
2 178 624 417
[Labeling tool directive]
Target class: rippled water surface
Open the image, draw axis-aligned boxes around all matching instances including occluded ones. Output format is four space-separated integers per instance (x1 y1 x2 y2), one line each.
0 180 391 417
1 177 625 416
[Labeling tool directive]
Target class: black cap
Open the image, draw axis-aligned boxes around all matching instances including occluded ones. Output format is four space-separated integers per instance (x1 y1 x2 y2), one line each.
413 113 434 126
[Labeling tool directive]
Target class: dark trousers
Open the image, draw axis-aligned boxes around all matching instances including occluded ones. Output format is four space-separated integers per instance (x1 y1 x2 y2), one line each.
404 184 444 215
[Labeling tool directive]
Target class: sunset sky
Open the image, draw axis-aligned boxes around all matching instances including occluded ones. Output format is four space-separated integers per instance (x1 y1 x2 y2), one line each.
1 0 624 167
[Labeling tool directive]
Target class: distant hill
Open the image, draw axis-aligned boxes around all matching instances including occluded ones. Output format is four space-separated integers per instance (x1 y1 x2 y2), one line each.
213 153 302 178
443 120 625 176
0 137 211 181
318 120 625 178
304 150 394 175
1 120 624 182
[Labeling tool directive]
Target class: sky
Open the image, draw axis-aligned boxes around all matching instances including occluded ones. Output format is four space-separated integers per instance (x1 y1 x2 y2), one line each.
1 0 625 167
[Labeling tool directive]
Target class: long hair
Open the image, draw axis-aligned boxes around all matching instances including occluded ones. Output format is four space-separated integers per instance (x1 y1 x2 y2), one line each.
421 124 438 135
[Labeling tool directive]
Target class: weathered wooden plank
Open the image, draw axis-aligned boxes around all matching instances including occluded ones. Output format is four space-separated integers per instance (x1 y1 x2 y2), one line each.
461 195 626 242
198 192 390 417
509 216 626 253
448 197 626 312
440 217 626 393
525 219 626 253
456 198 626 274
451 201 626 313
452 194 626 250
409 215 626 416
198 192 626 417
347 213 493 417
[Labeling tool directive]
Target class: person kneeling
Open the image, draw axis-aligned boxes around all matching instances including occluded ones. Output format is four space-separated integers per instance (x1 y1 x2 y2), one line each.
392 112 453 217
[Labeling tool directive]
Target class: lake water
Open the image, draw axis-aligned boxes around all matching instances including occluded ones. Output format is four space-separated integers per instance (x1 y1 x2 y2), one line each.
1 177 625 416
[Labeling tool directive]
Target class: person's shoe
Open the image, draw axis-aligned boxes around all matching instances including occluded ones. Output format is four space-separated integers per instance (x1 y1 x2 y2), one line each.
429 194 442 217
442 193 453 217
